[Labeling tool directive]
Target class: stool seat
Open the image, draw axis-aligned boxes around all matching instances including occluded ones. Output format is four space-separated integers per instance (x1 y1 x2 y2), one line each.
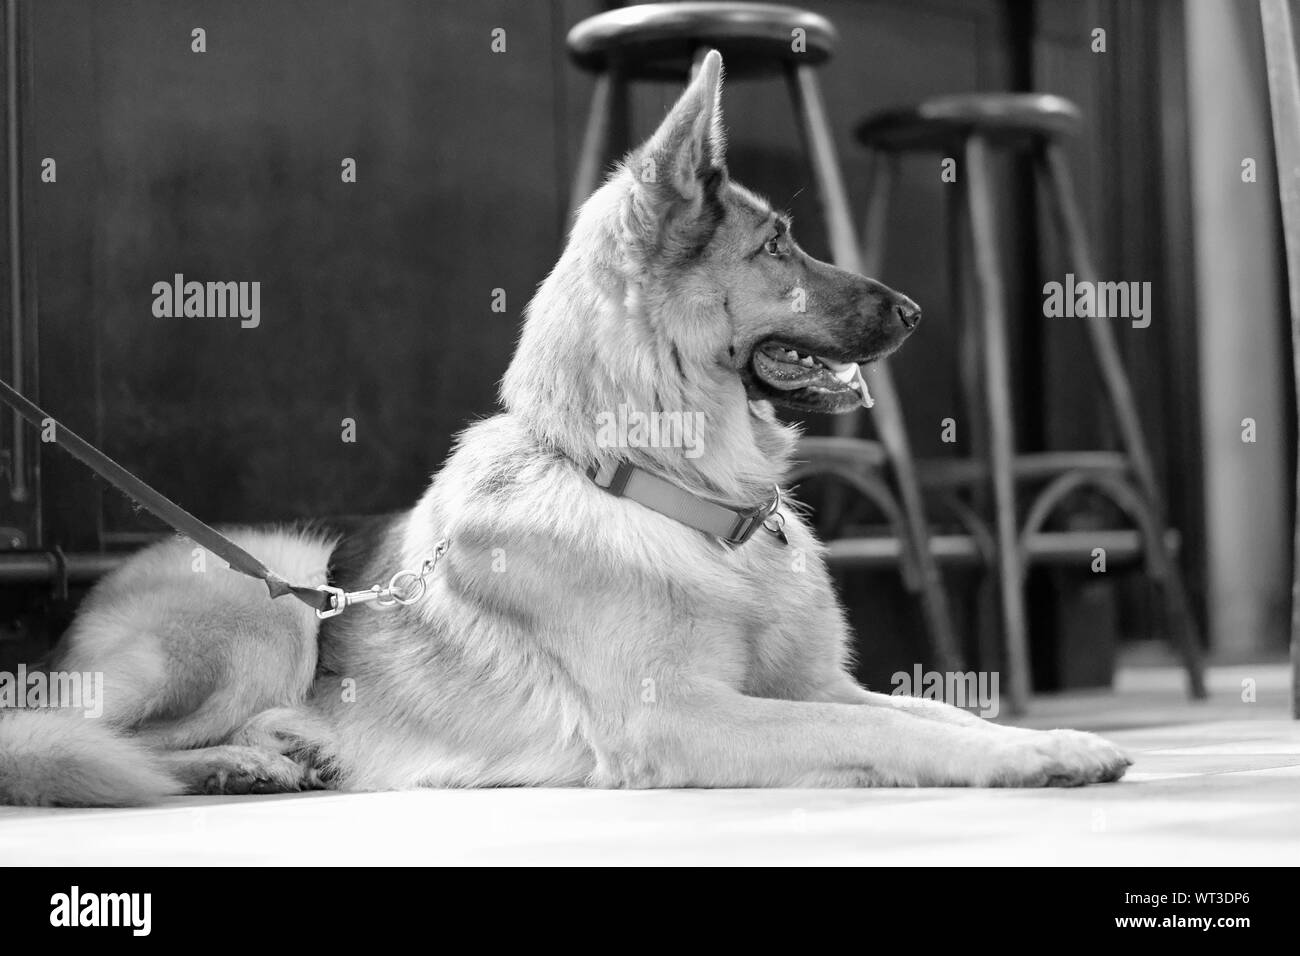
856 93 1083 152
567 2 836 79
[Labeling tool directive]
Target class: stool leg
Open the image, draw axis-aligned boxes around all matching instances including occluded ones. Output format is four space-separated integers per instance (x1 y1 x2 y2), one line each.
1037 143 1208 699
844 147 896 437
951 168 986 475
847 146 899 442
964 134 1032 714
856 149 896 293
949 159 1000 673
818 149 895 531
785 63 962 674
568 68 628 225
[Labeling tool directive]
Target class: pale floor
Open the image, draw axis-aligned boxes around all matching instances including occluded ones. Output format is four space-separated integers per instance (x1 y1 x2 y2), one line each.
1 661 1296 866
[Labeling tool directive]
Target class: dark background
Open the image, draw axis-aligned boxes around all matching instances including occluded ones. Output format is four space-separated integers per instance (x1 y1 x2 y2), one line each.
0 0 1283 688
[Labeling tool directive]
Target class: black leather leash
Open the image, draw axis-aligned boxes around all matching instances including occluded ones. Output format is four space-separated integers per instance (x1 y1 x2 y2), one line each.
0 376 335 612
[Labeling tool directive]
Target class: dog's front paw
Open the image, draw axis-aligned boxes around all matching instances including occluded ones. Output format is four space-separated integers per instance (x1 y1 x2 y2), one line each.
979 729 1131 787
188 745 323 795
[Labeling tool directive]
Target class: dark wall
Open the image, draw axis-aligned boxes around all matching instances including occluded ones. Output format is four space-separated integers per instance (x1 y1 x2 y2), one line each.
19 0 1031 549
29 0 569 548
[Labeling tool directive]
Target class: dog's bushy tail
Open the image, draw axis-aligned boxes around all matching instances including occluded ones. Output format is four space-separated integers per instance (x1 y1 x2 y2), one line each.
0 711 179 806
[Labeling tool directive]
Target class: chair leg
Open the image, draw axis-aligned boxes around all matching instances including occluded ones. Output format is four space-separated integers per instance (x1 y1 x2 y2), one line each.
949 159 1000 672
568 68 627 226
784 63 963 674
1157 550 1211 699
964 134 1032 714
950 167 986 476
1038 145 1161 506
837 147 894 451
855 149 895 296
1037 142 1208 700
818 148 893 529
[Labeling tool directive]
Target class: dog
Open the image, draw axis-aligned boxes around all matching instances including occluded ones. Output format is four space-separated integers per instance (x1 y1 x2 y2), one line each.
0 51 1128 805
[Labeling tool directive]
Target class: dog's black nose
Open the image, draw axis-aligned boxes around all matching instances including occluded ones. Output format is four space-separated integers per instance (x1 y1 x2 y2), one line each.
894 300 922 330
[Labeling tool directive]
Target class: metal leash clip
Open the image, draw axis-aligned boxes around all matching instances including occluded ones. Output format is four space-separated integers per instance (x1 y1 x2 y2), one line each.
315 538 449 620
761 487 788 544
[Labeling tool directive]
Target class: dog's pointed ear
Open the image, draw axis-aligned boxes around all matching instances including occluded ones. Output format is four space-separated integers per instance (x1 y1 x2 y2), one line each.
633 49 727 206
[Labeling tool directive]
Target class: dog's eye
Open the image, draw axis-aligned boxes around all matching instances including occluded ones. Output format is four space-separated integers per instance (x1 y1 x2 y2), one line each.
764 235 782 257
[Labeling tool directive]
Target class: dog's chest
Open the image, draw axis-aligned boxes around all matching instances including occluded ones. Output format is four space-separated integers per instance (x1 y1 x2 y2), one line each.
693 523 833 693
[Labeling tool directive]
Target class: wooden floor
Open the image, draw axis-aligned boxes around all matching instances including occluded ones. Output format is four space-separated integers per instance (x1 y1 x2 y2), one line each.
1 663 1296 866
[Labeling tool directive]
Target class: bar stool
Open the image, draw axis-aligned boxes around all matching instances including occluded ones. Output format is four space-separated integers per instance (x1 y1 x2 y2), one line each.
848 92 1208 712
565 2 963 673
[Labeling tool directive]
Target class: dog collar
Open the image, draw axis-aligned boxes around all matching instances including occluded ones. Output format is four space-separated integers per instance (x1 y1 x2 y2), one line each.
586 460 784 546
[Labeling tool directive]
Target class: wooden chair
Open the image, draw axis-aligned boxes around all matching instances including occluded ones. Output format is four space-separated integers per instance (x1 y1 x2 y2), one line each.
831 92 1208 713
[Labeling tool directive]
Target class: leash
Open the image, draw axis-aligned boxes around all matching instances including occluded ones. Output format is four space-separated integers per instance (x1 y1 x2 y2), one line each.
0 377 446 618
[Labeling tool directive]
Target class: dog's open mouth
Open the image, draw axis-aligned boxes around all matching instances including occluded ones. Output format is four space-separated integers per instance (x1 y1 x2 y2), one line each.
749 341 874 412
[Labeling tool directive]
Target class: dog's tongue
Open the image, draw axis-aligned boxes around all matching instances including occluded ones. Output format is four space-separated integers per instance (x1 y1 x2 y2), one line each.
818 356 875 409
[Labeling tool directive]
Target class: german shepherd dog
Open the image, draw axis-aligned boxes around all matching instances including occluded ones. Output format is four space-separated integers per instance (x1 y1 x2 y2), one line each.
0 52 1128 806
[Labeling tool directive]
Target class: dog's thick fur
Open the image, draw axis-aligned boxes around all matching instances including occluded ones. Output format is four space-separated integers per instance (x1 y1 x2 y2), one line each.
0 53 1128 806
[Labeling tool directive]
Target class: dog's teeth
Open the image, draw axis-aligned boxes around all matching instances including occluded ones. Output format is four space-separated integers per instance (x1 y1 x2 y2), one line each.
818 356 861 384
799 355 815 367
854 367 875 408
822 356 875 408
785 349 799 361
